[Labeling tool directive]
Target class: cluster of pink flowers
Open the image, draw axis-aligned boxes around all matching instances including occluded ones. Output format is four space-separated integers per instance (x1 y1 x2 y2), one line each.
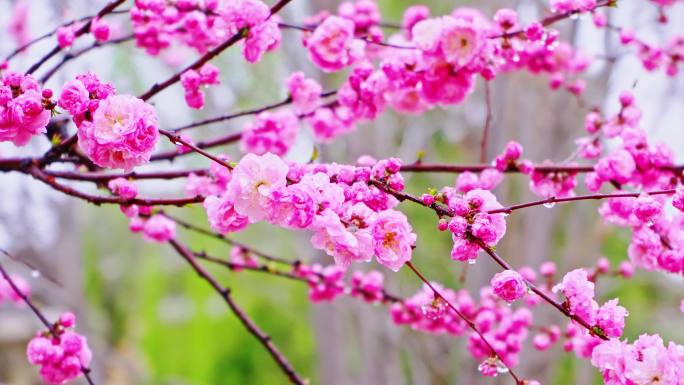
130 213 177 243
438 188 507 263
0 71 53 146
241 110 298 156
203 153 416 272
615 27 684 76
579 92 684 277
550 0 598 13
295 263 347 302
553 268 628 338
56 17 110 49
286 72 322 115
131 0 280 63
0 274 30 305
391 282 532 371
592 335 684 385
455 169 504 193
304 16 366 72
217 0 281 63
59 74 159 170
180 64 220 109
108 177 139 200
130 0 222 55
26 313 92 385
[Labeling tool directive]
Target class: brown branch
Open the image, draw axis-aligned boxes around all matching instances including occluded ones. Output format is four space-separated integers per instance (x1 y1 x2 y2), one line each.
488 189 677 214
405 261 523 384
45 168 207 182
480 81 493 163
474 240 606 340
29 165 204 206
167 239 307 385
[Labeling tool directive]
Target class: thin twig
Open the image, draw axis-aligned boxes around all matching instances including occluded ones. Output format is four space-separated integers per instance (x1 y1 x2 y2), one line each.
167 239 307 385
405 261 522 384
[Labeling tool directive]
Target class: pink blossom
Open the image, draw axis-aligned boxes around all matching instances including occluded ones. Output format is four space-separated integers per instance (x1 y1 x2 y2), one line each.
296 263 346 302
305 16 365 72
286 72 322 114
56 25 77 48
108 178 138 200
595 149 636 185
226 152 289 222
91 18 110 42
58 79 90 115
26 313 92 385
203 194 250 234
142 214 176 243
311 208 372 266
632 194 662 224
0 72 51 146
401 5 430 39
241 110 298 156
595 299 628 338
553 269 597 324
412 16 483 66
267 183 317 229
448 189 506 262
337 0 381 32
188 64 220 109
77 94 159 171
550 0 597 13
491 270 527 302
218 0 281 63
307 107 355 142
350 270 384 302
371 210 416 271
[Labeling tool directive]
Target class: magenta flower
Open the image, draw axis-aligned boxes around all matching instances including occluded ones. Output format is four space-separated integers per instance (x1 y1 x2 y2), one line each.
491 270 528 302
305 16 365 72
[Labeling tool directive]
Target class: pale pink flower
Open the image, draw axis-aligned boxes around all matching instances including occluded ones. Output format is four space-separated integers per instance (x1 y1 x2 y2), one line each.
371 210 416 271
203 194 250 233
553 269 597 324
108 178 138 200
142 215 176 243
77 94 159 171
227 152 289 222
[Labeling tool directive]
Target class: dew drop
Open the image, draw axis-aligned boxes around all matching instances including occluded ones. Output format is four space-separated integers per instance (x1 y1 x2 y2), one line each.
543 201 556 208
31 270 41 278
